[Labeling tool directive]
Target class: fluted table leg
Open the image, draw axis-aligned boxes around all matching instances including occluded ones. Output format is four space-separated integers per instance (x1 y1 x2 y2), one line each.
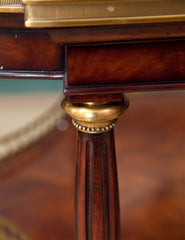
75 129 120 240
62 95 129 240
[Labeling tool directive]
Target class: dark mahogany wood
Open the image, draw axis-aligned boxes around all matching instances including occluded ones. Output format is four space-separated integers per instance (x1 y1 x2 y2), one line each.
66 40 185 86
69 93 123 103
0 13 25 29
48 22 185 44
64 82 185 95
63 39 185 94
75 130 120 240
0 31 63 71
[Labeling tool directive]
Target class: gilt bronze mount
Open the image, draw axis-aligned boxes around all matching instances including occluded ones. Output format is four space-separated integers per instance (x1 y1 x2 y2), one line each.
0 0 24 13
62 94 129 134
22 0 185 28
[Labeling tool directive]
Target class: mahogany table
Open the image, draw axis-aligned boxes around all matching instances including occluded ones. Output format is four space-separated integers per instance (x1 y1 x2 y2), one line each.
0 0 185 239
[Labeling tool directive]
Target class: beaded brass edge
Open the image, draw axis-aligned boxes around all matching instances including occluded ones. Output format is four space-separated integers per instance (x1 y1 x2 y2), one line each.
0 216 32 240
22 0 185 28
72 119 117 134
62 94 129 134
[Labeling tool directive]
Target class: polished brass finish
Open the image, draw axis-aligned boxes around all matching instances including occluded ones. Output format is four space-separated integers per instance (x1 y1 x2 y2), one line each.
0 0 24 13
72 119 117 134
61 95 129 134
22 0 185 28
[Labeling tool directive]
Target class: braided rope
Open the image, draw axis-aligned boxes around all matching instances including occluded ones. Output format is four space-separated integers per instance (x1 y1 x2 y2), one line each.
0 98 65 162
0 216 32 240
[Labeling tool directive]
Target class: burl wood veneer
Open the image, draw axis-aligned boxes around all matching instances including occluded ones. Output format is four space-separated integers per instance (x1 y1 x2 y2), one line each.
0 31 62 71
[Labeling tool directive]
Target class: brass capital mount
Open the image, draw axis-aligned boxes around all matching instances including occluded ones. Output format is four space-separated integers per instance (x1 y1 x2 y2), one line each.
61 95 129 134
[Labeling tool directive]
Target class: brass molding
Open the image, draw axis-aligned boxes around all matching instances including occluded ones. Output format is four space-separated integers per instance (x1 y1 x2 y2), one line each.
61 95 129 134
72 119 117 134
22 0 185 28
0 0 24 13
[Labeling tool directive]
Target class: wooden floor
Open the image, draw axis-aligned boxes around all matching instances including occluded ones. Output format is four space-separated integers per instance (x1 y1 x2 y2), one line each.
0 91 184 240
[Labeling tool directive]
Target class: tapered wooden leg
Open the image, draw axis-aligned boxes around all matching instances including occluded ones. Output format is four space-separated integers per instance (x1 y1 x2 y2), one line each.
75 130 119 240
62 95 129 240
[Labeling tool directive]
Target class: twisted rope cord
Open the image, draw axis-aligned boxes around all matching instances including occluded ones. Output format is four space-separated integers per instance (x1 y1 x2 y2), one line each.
0 216 32 240
0 98 64 162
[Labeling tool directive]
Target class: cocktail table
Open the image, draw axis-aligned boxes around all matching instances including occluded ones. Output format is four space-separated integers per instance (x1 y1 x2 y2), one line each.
0 1 185 239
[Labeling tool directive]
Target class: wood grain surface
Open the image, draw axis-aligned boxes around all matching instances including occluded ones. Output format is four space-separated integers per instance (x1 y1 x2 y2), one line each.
0 13 24 29
0 31 62 71
75 130 120 240
66 40 185 87
0 91 184 240
48 22 185 44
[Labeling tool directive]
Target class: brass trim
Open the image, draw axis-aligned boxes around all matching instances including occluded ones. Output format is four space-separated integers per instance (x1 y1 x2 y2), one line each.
0 6 24 12
61 95 129 134
0 0 24 13
22 0 185 28
25 15 185 28
72 119 117 134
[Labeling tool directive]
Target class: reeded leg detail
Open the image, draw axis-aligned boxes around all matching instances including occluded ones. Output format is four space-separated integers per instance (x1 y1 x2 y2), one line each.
62 95 129 240
75 130 119 240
